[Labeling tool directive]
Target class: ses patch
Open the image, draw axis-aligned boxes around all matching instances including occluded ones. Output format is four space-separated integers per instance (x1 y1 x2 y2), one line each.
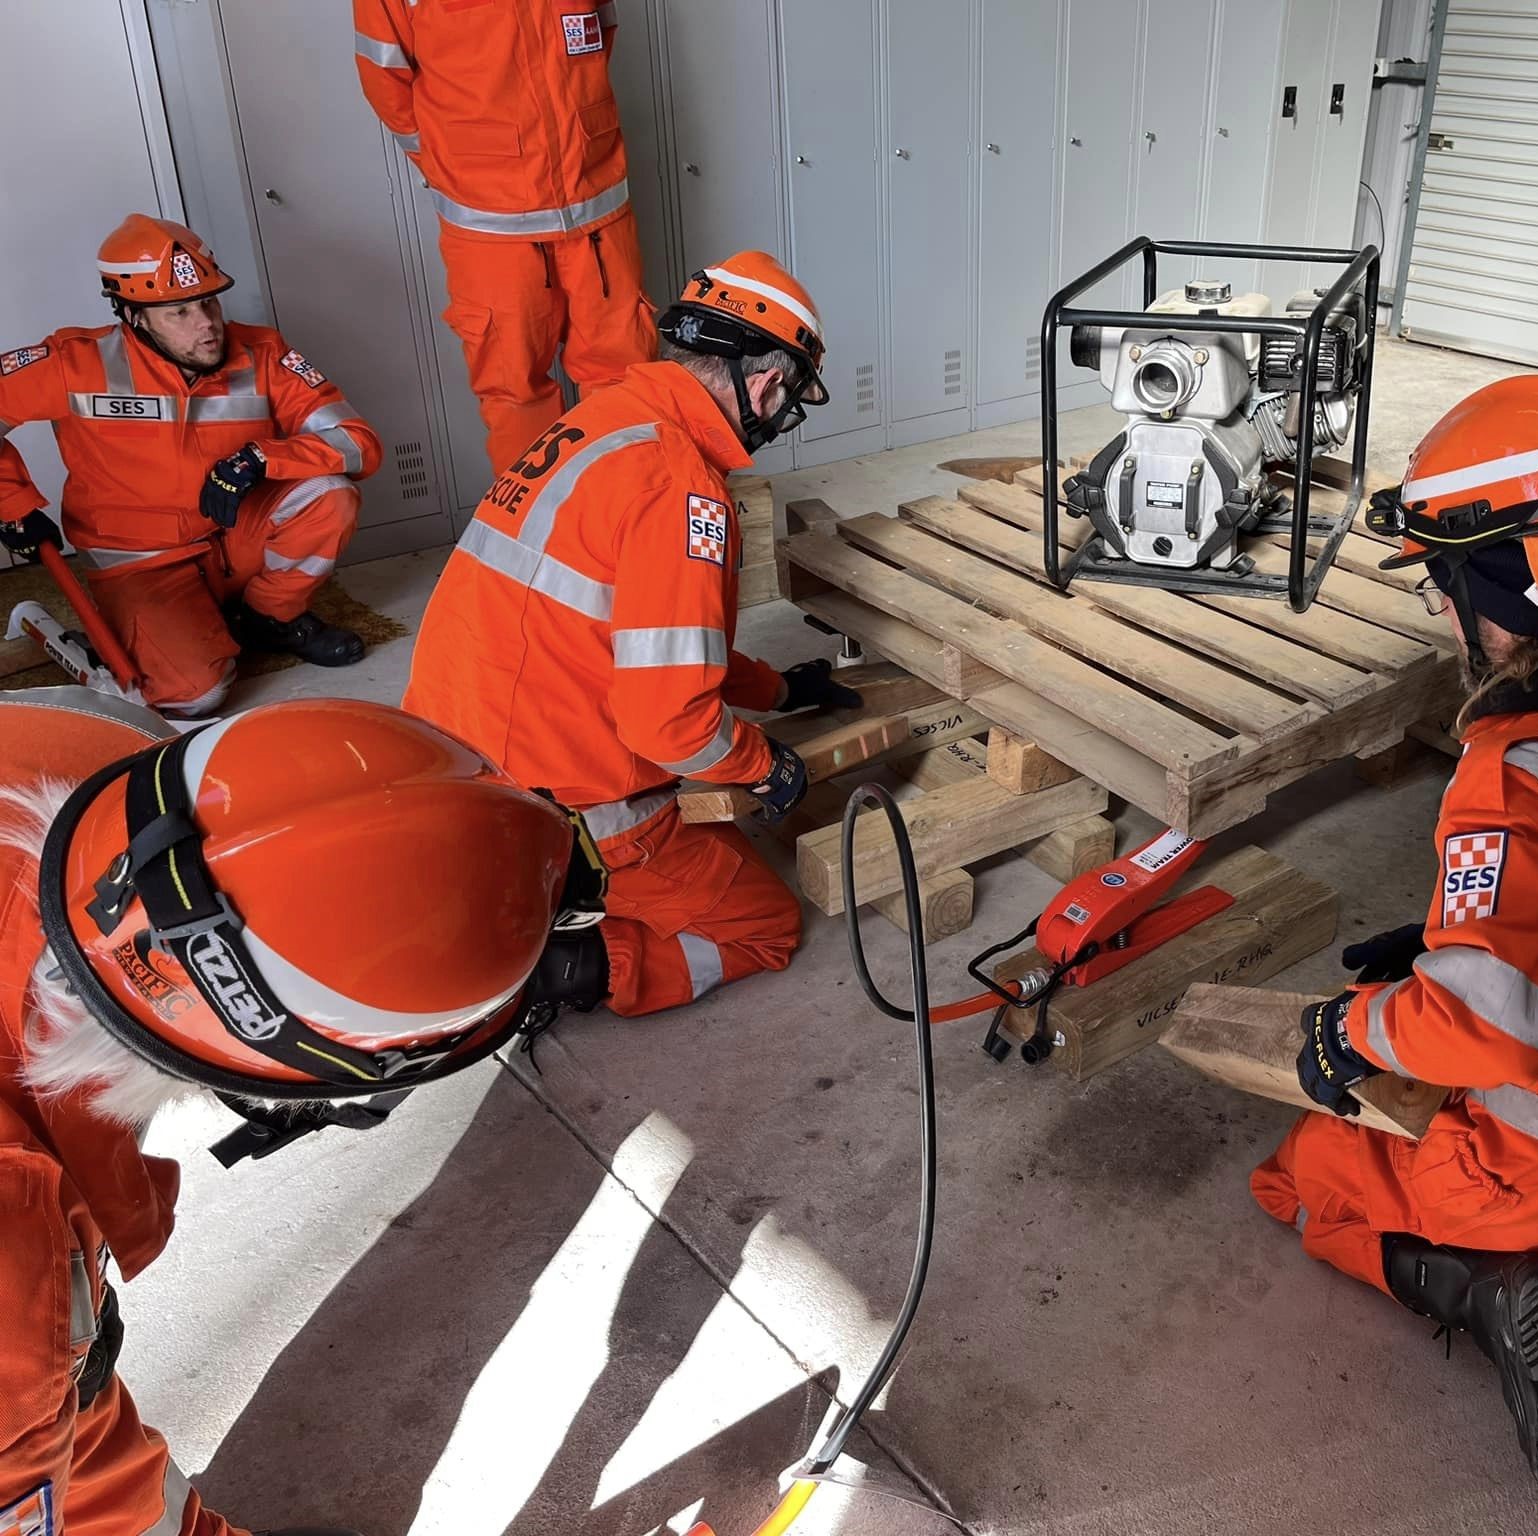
562 12 604 53
1442 830 1507 926
280 349 327 389
0 1483 54 1536
687 494 729 566
0 344 49 376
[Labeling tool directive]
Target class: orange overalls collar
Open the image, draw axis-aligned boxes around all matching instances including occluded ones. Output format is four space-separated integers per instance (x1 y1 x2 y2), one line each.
116 322 252 396
619 362 754 477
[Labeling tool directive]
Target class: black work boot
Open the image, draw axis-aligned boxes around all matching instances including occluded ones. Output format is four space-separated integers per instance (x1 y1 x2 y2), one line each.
1385 1233 1538 1476
528 927 610 1012
229 601 364 667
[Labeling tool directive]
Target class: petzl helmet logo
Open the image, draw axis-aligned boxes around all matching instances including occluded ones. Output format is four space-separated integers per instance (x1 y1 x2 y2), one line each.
185 930 286 1042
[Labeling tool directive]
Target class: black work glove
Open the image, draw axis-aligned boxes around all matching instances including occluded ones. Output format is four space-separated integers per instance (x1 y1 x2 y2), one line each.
1297 991 1381 1117
200 443 267 529
776 657 863 713
0 510 62 565
748 738 808 824
1341 923 1426 984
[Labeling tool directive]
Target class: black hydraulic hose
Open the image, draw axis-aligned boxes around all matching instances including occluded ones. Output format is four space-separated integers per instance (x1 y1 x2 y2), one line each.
810 783 937 1474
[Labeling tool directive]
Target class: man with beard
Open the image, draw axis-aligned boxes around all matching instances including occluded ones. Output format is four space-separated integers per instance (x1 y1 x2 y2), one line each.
0 216 380 717
1253 377 1538 1477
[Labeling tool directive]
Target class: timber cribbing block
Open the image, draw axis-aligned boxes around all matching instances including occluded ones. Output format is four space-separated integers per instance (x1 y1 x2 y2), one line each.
992 847 1338 1079
1162 984 1448 1138
796 773 1107 916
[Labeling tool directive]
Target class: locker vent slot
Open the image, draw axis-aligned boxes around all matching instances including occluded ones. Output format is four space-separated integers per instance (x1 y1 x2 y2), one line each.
944 348 963 397
855 361 876 414
1024 337 1042 386
395 439 431 501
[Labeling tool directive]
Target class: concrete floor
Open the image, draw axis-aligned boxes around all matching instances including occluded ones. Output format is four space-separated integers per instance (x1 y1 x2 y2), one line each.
117 337 1538 1535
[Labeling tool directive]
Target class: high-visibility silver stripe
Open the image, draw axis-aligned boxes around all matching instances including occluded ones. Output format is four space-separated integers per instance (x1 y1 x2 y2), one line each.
1506 741 1538 781
99 328 134 394
1364 979 1410 1076
81 545 174 569
395 131 421 154
1470 1084 1538 1139
519 422 659 555
68 1251 96 1349
355 30 411 69
581 787 676 842
432 176 630 237
264 550 335 578
613 625 727 669
68 391 180 421
1404 446 1538 505
316 425 364 475
457 518 614 621
97 256 160 276
1417 945 1538 1050
159 660 235 717
270 474 355 526
185 394 271 423
138 1458 194 1536
703 264 821 334
298 400 357 435
657 711 737 776
678 931 724 1000
223 366 259 396
1294 1204 1308 1234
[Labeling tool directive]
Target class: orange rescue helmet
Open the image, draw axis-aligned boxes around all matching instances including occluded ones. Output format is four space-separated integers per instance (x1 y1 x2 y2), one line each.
658 251 828 450
97 214 235 308
39 699 578 1099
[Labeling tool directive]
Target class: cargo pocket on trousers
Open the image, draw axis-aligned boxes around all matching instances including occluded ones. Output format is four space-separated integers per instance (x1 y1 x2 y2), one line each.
1411 1130 1522 1245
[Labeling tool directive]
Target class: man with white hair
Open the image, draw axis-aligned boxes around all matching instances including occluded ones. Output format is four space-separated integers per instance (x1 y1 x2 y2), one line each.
0 686 598 1536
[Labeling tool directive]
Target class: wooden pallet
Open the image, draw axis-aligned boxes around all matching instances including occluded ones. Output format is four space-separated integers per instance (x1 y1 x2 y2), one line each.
990 846 1338 1079
733 661 1116 942
780 467 1463 838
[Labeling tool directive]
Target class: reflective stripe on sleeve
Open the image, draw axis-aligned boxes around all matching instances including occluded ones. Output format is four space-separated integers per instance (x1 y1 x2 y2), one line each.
1363 980 1411 1075
316 426 364 475
612 626 728 670
1417 945 1538 1050
657 712 738 776
355 31 412 69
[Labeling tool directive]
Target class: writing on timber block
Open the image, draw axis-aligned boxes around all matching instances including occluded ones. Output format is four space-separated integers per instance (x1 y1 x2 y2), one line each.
677 714 910 824
1161 984 1449 1139
986 727 1077 795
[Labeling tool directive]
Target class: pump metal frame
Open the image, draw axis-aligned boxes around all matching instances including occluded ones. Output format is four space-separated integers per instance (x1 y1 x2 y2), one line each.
1040 237 1381 612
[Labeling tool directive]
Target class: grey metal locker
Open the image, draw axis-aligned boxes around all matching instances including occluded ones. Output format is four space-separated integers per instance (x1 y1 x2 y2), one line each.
1400 0 1538 364
975 0 1059 417
1059 0 1141 315
1260 0 1334 296
1134 0 1218 291
217 0 454 562
663 0 783 276
886 0 974 430
1201 0 1287 294
781 0 883 449
1307 0 1382 289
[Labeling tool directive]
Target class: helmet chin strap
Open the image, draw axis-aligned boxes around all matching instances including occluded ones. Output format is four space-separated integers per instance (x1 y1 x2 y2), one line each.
725 356 807 453
1444 555 1490 675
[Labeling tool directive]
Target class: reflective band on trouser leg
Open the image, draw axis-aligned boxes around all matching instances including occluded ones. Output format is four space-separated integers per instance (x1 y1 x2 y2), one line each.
432 177 630 237
139 1458 195 1536
234 476 359 621
677 931 724 1000
264 550 335 578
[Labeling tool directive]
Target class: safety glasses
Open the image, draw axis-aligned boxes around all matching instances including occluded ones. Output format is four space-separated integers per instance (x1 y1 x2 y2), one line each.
1415 575 1450 617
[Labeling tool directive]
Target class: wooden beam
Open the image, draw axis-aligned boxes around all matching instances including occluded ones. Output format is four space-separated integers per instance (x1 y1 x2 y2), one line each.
677 714 910 824
1162 984 1448 1139
937 453 1043 483
986 726 1076 794
993 846 1338 1078
1024 815 1115 884
889 738 990 792
796 773 1107 915
872 867 975 941
772 664 989 762
1354 734 1444 789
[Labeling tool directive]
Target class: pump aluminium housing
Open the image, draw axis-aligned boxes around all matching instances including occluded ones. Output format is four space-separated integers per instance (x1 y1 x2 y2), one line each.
1041 238 1380 612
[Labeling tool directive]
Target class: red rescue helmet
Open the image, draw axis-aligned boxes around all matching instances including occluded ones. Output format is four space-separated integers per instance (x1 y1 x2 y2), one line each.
39 699 577 1099
658 250 828 449
98 214 235 308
